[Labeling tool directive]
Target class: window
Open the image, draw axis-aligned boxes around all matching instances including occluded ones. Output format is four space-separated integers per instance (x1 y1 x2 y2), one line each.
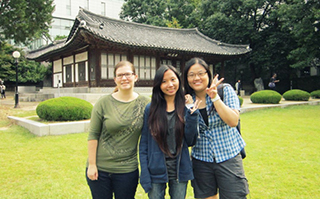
66 0 71 16
161 59 183 74
65 64 72 82
84 0 89 10
101 2 106 16
134 55 156 80
78 62 86 81
50 18 73 40
176 60 181 74
161 59 172 66
101 53 127 79
101 53 107 79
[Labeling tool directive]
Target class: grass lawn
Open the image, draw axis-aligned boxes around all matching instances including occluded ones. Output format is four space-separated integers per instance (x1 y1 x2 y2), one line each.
0 104 319 198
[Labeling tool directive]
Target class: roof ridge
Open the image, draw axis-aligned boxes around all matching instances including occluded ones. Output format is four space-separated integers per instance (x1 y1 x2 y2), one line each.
194 29 250 48
79 7 198 33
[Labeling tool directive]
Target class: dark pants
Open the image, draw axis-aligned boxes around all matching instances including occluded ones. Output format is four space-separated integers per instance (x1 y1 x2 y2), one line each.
86 168 139 199
1 90 5 98
192 155 249 199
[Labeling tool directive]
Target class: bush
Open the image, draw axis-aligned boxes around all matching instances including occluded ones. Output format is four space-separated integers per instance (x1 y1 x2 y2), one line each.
36 97 93 121
250 90 282 104
282 89 310 101
238 96 244 107
310 90 320 99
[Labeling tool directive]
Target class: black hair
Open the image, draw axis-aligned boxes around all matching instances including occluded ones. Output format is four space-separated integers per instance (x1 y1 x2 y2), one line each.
148 65 185 157
183 57 213 95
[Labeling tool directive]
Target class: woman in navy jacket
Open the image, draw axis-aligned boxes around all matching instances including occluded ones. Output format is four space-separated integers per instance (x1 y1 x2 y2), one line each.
139 65 200 199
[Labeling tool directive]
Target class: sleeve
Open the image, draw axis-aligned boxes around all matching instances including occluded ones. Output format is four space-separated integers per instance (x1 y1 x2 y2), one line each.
139 104 152 193
87 99 103 140
223 84 240 111
184 107 199 146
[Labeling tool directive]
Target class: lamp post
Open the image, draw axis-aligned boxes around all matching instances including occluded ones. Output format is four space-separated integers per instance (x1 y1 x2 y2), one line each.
12 51 21 108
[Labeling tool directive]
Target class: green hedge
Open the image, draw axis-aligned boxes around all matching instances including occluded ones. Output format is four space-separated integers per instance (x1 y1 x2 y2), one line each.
250 90 282 104
36 97 93 121
310 90 320 99
283 89 310 101
239 96 244 107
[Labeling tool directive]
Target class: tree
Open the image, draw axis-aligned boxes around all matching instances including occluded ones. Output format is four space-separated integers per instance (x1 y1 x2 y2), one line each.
278 0 320 69
120 0 200 28
119 0 320 91
120 0 168 26
54 35 68 41
0 42 49 84
195 0 296 77
0 0 55 45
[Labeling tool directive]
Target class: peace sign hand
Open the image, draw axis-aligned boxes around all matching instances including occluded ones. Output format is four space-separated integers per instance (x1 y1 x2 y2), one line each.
185 94 202 114
206 74 224 99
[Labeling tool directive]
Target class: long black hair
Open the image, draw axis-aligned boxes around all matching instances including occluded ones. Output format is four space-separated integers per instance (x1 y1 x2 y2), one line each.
183 57 213 95
148 65 185 158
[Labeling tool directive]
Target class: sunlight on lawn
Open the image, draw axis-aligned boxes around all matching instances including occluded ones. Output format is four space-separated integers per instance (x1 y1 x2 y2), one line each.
0 105 319 198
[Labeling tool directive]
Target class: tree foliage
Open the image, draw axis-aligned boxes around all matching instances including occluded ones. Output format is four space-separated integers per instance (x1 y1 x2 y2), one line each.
0 42 50 84
120 0 200 28
278 0 320 69
0 0 55 45
120 0 320 82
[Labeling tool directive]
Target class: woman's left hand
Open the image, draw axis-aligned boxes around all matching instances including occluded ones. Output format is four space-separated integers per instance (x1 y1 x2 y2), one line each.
185 94 201 114
190 99 201 114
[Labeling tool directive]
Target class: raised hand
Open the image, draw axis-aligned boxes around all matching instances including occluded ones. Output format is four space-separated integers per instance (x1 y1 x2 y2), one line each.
206 74 224 99
185 94 201 114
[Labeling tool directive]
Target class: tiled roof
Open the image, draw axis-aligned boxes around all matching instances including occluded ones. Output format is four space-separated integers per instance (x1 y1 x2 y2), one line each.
27 8 251 61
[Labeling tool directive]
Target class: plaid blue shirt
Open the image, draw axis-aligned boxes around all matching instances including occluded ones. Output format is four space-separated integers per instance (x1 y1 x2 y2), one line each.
191 84 246 163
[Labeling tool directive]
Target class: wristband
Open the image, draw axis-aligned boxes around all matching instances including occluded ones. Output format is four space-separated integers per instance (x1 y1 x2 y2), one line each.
186 104 193 109
211 94 220 103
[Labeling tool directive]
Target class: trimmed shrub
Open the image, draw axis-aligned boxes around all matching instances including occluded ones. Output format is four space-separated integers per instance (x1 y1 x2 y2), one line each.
283 89 310 101
250 90 282 104
310 90 320 99
36 97 93 121
238 96 244 107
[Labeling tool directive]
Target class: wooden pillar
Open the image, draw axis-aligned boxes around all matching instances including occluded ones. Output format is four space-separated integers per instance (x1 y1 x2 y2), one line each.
220 61 225 78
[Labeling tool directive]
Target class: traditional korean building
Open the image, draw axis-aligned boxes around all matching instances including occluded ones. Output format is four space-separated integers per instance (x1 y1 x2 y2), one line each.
27 8 251 88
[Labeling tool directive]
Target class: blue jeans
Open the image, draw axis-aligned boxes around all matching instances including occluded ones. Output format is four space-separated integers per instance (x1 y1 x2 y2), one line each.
86 168 139 199
148 180 188 199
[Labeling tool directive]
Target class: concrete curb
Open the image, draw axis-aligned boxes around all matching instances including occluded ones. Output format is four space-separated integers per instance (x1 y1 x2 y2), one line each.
8 116 90 136
6 98 320 136
240 100 320 113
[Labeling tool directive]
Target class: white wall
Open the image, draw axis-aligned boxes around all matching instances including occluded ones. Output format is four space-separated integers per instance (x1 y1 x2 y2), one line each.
52 0 124 19
30 0 124 50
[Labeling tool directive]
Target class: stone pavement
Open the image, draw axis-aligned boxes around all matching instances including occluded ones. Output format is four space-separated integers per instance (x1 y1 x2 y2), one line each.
0 95 39 111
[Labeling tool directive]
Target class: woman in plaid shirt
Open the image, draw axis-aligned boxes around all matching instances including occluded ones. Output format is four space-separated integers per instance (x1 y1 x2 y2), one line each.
183 58 249 199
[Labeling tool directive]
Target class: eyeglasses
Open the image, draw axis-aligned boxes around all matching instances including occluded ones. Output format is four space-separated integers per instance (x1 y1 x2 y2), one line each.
187 71 207 79
116 72 134 79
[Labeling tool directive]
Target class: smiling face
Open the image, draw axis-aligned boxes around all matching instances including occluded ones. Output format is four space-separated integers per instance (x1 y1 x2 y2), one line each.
160 69 180 98
114 64 137 91
187 63 209 93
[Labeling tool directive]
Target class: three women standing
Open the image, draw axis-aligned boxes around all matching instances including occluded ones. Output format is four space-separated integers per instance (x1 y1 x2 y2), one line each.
86 61 149 199
139 65 200 199
183 58 249 199
86 58 248 199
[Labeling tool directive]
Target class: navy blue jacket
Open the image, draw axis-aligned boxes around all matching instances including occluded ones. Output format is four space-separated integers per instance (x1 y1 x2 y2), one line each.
139 103 199 193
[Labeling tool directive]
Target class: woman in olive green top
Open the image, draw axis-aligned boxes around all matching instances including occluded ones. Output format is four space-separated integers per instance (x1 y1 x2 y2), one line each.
86 61 149 199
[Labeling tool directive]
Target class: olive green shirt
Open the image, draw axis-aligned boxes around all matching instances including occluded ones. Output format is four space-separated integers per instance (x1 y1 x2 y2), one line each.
87 94 150 173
